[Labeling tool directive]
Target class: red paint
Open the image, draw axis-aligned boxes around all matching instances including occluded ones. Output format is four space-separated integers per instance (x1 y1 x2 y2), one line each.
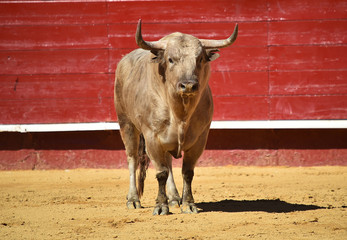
269 46 347 71
270 70 347 95
0 74 112 100
0 2 108 25
0 149 127 170
270 95 347 120
210 71 268 96
0 0 347 168
213 96 269 120
213 47 268 72
0 25 109 50
268 0 347 20
107 0 268 24
269 20 347 46
0 97 116 124
0 49 109 75
2 148 347 170
1 1 347 123
1 130 346 170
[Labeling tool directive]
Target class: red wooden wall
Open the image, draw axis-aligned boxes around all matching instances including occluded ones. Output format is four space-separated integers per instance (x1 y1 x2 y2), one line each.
1 0 347 169
1 0 346 124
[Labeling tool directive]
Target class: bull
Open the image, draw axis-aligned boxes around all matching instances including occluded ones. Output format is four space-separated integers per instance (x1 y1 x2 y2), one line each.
114 20 238 215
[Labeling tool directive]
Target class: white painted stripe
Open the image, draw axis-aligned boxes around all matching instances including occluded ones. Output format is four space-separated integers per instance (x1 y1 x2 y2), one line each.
0 122 120 133
0 120 347 133
209 120 347 129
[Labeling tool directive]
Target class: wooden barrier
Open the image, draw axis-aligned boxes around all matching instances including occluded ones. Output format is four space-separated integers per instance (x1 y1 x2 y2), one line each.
0 0 346 168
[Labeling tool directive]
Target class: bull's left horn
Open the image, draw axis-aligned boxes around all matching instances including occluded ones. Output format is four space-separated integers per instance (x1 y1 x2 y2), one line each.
200 24 238 49
135 19 166 51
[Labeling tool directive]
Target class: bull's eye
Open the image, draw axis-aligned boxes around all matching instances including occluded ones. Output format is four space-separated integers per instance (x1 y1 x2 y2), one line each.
168 58 174 64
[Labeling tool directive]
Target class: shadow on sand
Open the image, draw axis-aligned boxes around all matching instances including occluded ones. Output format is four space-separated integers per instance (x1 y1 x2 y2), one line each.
196 199 325 213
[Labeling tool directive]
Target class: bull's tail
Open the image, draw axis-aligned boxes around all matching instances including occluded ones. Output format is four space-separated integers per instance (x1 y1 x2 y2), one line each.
137 134 150 198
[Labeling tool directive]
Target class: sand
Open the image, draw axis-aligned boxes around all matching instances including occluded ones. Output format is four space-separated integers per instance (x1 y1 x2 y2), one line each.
0 166 346 239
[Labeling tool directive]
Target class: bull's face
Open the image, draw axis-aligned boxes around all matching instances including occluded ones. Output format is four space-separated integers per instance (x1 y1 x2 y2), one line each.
155 34 221 99
135 19 238 99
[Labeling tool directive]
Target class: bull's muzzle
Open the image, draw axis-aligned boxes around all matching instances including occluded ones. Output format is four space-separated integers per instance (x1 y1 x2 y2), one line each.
177 80 199 95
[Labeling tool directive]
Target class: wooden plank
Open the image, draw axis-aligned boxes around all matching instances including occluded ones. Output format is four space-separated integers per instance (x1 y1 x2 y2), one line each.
213 96 269 120
0 25 109 50
0 2 107 25
269 20 347 46
0 97 117 124
0 149 127 170
270 95 347 120
268 0 347 21
0 49 109 75
108 22 267 49
209 71 268 96
275 149 347 166
0 74 112 100
108 0 269 24
213 47 268 72
270 70 347 95
269 46 347 71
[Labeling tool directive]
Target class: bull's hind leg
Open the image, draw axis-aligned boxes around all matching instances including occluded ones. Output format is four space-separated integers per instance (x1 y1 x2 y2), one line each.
181 128 210 214
118 118 141 209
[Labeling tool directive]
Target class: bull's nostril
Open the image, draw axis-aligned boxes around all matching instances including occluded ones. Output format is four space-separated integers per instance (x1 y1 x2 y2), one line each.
179 83 186 90
191 83 198 92
178 81 199 93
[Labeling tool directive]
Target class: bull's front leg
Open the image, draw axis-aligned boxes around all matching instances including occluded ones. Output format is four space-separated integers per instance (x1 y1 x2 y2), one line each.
145 137 170 215
153 169 169 215
167 157 181 208
181 128 210 214
181 167 198 214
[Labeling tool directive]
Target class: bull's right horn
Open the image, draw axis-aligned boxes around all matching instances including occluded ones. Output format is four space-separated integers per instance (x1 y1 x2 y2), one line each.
200 24 238 49
135 19 166 51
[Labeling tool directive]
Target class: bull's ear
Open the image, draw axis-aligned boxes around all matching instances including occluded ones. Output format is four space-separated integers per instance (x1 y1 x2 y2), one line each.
207 49 220 62
150 50 164 63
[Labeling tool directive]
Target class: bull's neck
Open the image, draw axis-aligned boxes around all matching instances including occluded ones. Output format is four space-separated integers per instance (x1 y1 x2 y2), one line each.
169 94 200 158
170 94 198 123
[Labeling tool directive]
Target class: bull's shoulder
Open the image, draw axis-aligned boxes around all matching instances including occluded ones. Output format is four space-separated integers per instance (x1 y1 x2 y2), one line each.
190 87 213 127
195 87 213 119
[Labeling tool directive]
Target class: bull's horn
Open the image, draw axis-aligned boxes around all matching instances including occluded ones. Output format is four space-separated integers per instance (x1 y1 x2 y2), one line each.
135 19 166 51
200 24 238 49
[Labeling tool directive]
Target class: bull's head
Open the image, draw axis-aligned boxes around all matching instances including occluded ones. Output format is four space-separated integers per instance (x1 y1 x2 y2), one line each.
135 19 238 100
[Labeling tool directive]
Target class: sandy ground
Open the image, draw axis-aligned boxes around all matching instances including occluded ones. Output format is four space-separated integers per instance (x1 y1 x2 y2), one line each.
0 166 346 240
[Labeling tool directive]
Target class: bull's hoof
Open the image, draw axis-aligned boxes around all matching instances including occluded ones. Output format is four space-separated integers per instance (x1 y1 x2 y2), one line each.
127 200 141 209
169 200 181 208
153 203 169 216
181 203 198 214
